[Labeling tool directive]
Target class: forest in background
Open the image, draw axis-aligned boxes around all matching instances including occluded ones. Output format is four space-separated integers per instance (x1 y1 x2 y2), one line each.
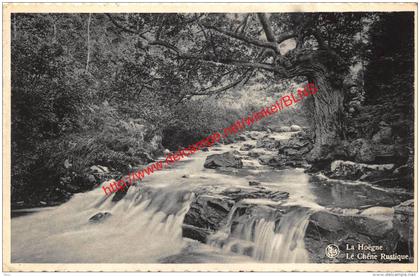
11 12 414 207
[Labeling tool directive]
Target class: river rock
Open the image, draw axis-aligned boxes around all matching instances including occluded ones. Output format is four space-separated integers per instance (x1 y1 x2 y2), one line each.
372 125 393 144
393 199 414 245
274 126 291 132
240 144 255 151
290 125 302 131
237 134 248 141
258 155 286 168
348 138 375 163
221 188 289 202
182 187 289 243
371 143 407 164
330 160 394 180
184 194 234 231
256 138 279 150
248 150 266 158
304 209 397 263
248 181 261 187
277 131 313 167
204 151 243 169
182 224 212 243
89 212 112 223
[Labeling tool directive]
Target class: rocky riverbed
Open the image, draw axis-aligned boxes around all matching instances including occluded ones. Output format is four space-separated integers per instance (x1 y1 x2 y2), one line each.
11 129 414 263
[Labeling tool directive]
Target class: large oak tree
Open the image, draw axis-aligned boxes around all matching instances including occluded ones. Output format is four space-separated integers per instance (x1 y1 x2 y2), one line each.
107 12 368 160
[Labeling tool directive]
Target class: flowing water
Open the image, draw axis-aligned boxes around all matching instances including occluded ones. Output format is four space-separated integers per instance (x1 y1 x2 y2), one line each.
207 205 312 263
11 131 411 263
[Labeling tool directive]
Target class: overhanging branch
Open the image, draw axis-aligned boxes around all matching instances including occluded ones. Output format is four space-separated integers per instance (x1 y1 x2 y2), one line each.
202 23 278 52
106 13 148 40
190 69 254 96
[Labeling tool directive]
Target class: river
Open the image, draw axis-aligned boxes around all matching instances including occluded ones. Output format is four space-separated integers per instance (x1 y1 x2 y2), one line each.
11 131 412 263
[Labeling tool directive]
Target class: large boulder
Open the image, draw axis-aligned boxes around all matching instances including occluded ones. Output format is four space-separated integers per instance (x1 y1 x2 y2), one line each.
330 160 394 180
348 138 375 163
372 126 392 144
304 208 397 263
204 151 243 169
255 138 280 150
278 131 314 165
182 187 289 243
348 138 407 165
183 195 235 236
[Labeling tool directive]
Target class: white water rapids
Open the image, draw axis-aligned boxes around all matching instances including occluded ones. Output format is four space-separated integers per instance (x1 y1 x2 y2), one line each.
12 131 398 263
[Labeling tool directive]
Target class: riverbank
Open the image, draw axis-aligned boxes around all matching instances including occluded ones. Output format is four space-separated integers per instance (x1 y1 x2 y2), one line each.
11 129 414 263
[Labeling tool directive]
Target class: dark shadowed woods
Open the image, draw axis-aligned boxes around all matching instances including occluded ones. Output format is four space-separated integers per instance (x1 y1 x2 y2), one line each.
11 12 414 207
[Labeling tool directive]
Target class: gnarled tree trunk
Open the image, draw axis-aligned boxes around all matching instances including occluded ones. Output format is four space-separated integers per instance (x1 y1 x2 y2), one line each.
305 68 345 162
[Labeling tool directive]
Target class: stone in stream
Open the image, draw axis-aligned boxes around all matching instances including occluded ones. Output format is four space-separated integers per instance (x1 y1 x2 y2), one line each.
273 126 291 132
258 154 287 168
348 138 375 163
248 150 266 158
237 134 247 141
240 143 255 151
204 151 243 169
89 212 112 223
182 224 212 243
329 160 394 180
247 132 264 140
248 181 261 186
290 125 302 131
183 194 235 242
278 131 313 156
256 138 280 150
182 186 289 243
304 207 399 263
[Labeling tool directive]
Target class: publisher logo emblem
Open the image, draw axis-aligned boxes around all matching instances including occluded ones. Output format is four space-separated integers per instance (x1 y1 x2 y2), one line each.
325 244 340 258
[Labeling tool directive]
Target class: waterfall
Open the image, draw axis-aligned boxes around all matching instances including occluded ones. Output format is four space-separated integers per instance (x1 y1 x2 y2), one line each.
12 185 194 263
208 205 312 263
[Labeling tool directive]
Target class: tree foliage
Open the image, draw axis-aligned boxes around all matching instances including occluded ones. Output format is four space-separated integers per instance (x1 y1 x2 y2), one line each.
11 12 414 206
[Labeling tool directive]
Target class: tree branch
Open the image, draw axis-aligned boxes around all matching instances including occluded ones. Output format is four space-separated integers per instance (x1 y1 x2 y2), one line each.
257 13 296 48
190 69 253 96
179 54 277 72
198 23 218 56
202 23 277 52
257 13 277 43
106 13 148 40
148 40 180 53
277 31 296 44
